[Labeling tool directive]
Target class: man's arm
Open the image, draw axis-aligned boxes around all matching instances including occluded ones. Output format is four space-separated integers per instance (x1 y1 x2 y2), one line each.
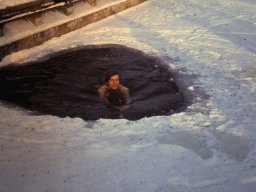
98 85 109 104
98 85 118 108
120 85 131 105
116 85 131 111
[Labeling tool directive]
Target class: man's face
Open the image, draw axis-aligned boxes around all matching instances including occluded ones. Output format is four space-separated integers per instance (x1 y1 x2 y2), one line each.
108 74 120 90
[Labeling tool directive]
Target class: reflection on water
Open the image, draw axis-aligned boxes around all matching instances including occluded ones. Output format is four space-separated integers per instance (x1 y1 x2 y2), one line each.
0 44 185 120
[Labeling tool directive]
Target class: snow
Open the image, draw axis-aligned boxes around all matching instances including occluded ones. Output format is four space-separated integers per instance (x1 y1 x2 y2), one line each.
0 0 256 191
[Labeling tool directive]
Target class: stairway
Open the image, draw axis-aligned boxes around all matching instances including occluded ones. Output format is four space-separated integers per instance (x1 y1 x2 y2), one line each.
0 0 147 61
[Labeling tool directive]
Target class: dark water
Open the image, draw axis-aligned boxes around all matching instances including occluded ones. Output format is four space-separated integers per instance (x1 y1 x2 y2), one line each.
0 44 186 120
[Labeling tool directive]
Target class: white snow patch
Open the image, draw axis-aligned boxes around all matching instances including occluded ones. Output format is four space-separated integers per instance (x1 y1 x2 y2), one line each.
167 176 226 188
241 176 256 185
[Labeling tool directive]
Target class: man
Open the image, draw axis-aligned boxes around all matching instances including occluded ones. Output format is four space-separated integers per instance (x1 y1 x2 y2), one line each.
98 71 131 111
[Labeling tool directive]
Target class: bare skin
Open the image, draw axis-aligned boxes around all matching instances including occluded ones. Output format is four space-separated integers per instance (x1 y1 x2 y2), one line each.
98 74 131 111
108 74 120 90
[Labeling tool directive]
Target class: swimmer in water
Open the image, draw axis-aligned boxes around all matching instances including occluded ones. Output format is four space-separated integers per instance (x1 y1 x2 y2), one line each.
98 71 131 111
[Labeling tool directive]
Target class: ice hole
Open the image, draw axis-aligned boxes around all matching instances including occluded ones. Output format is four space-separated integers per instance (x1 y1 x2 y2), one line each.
0 44 186 120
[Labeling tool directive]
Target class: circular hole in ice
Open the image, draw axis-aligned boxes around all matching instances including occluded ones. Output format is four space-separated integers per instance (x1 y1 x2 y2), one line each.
0 44 186 120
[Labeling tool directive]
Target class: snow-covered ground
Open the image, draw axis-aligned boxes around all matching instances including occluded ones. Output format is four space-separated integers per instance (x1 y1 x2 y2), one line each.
0 0 256 191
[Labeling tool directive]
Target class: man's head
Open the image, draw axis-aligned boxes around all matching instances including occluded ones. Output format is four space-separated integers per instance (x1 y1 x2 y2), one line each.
105 71 121 90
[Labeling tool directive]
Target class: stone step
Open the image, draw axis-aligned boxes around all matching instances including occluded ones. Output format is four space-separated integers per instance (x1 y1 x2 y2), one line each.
0 0 147 61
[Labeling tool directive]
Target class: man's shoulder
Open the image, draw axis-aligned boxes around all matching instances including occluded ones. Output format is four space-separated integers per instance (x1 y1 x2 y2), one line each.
99 84 108 89
98 84 108 93
119 85 129 92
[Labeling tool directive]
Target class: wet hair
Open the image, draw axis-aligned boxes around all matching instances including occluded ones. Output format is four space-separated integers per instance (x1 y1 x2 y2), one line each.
104 71 121 83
